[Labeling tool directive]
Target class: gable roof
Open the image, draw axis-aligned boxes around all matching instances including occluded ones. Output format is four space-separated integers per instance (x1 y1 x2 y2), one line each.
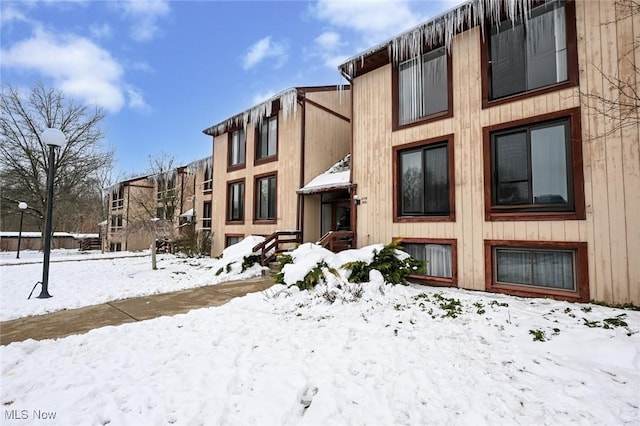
202 85 350 137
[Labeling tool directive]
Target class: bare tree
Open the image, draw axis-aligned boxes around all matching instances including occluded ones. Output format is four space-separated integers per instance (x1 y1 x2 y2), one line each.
125 152 182 241
0 83 114 236
580 0 639 138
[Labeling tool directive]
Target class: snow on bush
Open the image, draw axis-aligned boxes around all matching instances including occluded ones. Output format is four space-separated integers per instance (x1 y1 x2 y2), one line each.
213 235 266 278
272 242 424 303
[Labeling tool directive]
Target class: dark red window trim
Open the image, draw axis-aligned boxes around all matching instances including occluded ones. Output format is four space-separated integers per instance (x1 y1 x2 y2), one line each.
484 239 589 302
398 237 458 287
253 171 277 224
480 0 579 109
225 178 245 225
227 128 246 172
391 48 453 131
392 134 456 223
254 115 279 166
482 107 585 221
225 234 245 248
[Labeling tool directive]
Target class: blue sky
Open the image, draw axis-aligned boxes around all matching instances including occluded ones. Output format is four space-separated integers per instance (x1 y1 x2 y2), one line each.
1 0 459 178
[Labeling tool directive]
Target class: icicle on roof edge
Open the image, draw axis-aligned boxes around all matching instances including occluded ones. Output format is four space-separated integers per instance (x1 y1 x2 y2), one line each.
203 88 298 136
340 0 533 78
186 156 212 175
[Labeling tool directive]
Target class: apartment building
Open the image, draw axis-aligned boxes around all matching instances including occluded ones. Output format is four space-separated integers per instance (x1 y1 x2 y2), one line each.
202 86 351 256
338 0 639 304
105 156 212 252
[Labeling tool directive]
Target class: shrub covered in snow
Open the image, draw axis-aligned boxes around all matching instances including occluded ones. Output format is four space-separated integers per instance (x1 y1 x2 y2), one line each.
273 241 424 302
213 236 266 277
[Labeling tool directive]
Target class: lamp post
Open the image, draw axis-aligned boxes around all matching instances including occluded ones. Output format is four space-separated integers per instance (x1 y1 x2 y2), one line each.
37 128 67 299
16 202 28 259
151 217 159 270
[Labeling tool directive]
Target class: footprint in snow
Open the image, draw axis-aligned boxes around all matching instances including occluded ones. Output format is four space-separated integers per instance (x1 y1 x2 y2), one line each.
300 385 319 410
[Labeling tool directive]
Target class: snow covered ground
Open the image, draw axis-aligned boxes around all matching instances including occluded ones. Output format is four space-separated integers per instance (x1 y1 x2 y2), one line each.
1 243 639 425
0 237 266 321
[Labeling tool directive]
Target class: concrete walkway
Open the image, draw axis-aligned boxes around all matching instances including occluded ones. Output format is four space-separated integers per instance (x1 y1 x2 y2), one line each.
0 275 276 346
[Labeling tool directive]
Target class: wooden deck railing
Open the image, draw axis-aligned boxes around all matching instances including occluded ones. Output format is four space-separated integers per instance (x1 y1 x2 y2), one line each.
252 230 302 266
317 230 354 253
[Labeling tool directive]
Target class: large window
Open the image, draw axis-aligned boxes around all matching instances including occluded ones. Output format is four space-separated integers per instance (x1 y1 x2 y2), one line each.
228 129 246 169
400 238 457 286
484 109 585 221
256 115 277 161
493 119 570 208
394 136 454 221
227 179 245 223
110 215 123 232
496 248 574 290
488 0 571 100
202 201 212 229
111 186 124 209
485 240 588 302
203 165 212 192
396 47 449 126
255 173 277 222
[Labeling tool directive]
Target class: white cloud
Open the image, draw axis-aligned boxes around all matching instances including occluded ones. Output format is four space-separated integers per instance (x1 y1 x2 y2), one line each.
313 0 424 45
0 29 145 113
90 22 112 39
242 36 288 70
251 90 277 105
0 4 34 25
315 31 341 50
126 85 149 111
117 0 170 42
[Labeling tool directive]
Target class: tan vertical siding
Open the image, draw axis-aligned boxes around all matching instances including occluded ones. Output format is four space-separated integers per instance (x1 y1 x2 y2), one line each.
351 0 640 304
209 89 351 255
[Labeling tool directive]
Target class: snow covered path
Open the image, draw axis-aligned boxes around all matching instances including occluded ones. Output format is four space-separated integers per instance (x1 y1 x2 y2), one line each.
2 283 639 425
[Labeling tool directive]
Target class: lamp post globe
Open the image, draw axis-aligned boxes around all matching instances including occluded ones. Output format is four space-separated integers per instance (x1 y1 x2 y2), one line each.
16 202 28 259
37 128 67 299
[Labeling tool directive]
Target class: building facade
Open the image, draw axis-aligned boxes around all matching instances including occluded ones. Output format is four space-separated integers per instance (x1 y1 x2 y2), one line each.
339 0 639 304
105 156 212 252
203 86 351 256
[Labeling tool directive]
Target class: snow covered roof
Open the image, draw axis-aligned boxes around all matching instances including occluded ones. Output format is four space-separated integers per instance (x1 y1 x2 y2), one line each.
202 85 349 137
203 88 299 137
298 154 352 195
179 208 195 218
339 0 535 79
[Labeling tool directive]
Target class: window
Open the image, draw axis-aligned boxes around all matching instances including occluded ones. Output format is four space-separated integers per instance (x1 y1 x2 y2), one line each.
487 0 576 102
228 129 246 169
202 201 212 229
227 179 245 223
225 235 244 247
256 115 277 161
484 109 585 220
111 186 124 209
396 46 450 127
157 175 176 201
110 215 123 232
485 240 588 302
400 238 457 287
255 173 277 222
393 135 454 222
203 165 212 192
156 206 174 220
109 242 122 252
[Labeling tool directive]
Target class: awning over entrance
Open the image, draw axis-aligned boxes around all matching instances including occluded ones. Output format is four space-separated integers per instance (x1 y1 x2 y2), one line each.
179 208 194 218
298 154 351 195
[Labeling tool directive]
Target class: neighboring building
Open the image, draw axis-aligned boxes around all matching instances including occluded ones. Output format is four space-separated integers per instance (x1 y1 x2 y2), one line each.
339 0 639 304
106 175 155 251
203 86 351 256
105 157 212 252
